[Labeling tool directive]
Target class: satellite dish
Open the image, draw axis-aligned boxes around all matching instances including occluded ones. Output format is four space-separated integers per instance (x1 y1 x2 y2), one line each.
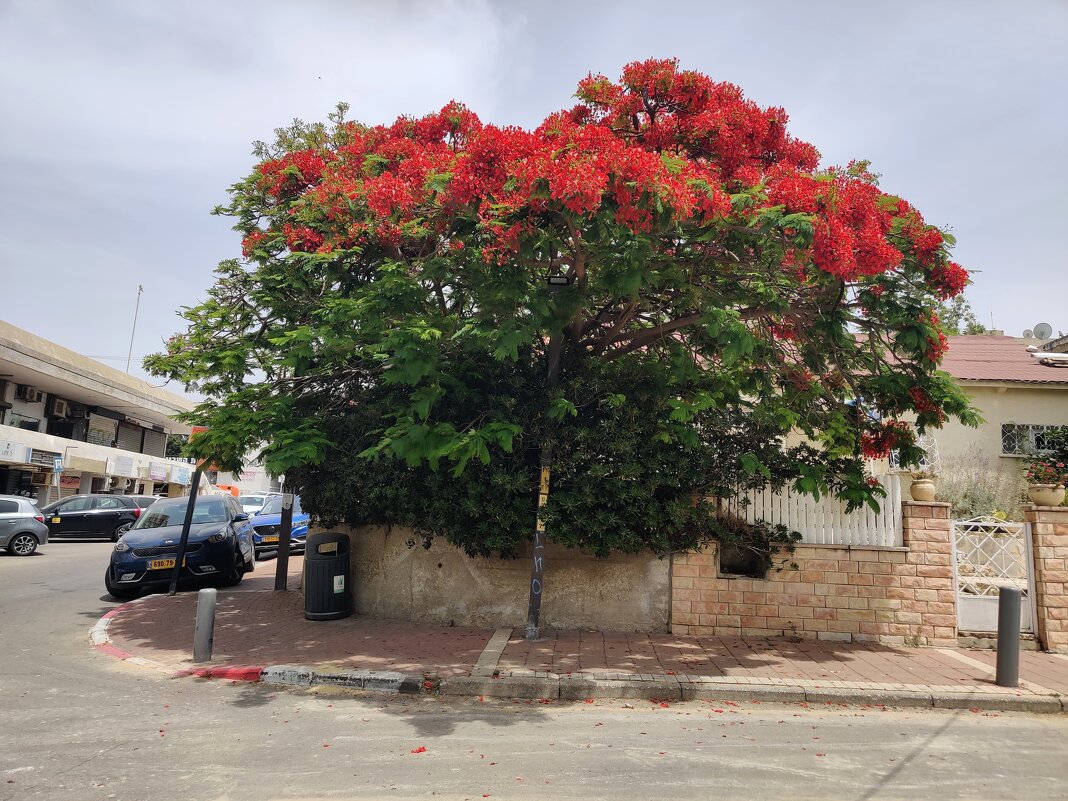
1034 322 1053 340
1024 329 1034 339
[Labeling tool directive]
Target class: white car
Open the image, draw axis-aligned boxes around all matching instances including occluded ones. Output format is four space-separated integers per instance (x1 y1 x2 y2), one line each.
237 493 270 516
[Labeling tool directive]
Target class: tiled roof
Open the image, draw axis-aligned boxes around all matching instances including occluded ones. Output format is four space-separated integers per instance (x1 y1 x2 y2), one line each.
941 335 1068 384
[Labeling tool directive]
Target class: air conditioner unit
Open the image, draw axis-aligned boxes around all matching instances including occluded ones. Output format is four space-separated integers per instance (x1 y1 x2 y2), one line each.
49 398 70 418
31 472 50 485
16 385 43 403
109 476 132 491
70 408 90 419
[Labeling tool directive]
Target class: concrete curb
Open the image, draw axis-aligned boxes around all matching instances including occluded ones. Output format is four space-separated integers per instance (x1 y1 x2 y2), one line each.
90 605 1067 713
88 597 173 675
260 665 423 694
434 675 1067 713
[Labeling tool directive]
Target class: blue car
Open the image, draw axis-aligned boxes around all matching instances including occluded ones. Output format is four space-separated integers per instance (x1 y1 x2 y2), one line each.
105 495 255 600
251 494 310 556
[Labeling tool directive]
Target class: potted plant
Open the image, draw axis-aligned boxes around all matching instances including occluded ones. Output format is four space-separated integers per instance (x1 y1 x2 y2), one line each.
909 470 937 502
1025 460 1067 506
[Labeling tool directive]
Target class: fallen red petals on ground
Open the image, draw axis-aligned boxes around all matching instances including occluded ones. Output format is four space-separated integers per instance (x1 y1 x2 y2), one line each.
411 746 427 754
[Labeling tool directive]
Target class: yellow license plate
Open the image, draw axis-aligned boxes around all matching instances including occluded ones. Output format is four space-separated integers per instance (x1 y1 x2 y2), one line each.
148 558 185 570
52 517 61 523
262 535 279 543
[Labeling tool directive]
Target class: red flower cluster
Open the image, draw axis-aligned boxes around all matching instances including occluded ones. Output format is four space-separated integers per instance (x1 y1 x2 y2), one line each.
240 58 966 305
861 420 912 459
258 149 328 197
281 223 324 253
1026 461 1067 486
908 386 946 423
241 230 269 258
927 261 968 299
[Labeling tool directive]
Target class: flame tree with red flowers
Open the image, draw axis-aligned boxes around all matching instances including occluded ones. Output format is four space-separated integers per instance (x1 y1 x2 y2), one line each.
147 59 978 563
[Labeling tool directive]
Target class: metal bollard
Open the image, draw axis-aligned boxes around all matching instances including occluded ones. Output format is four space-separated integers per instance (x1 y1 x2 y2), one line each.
193 587 217 663
995 586 1021 688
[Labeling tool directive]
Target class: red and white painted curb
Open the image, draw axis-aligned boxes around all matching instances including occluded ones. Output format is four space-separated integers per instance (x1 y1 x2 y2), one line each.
89 598 172 675
89 604 419 692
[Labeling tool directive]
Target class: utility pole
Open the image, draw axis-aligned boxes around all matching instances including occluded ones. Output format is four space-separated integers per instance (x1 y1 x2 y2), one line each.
525 272 571 640
274 482 295 591
126 284 143 373
168 467 203 596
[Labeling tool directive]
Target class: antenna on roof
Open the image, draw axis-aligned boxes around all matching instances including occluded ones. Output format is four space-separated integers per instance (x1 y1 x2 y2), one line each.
1034 322 1053 340
1024 329 1034 339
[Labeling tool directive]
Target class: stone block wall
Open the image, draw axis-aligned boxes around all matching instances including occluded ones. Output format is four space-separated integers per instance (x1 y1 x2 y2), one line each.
671 501 957 646
1026 505 1068 653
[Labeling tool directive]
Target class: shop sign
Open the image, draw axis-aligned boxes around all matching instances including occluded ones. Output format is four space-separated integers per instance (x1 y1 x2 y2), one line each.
172 465 191 485
59 474 81 489
149 462 170 482
0 440 29 464
105 455 138 478
30 449 60 468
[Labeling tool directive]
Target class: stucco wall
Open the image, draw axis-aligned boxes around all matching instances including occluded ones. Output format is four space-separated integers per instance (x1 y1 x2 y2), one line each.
324 525 671 632
935 383 1068 475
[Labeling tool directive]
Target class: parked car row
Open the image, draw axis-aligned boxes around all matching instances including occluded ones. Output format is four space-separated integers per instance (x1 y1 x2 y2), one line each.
5 487 312 607
0 495 49 555
1 492 160 556
105 494 256 599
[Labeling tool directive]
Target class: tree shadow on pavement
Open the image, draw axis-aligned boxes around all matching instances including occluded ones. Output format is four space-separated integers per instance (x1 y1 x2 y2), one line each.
368 694 552 738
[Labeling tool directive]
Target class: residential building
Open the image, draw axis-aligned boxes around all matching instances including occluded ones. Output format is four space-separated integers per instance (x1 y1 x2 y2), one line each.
935 334 1068 473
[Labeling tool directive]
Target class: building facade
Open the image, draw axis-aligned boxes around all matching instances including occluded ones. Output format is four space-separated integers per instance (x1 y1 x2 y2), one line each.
935 334 1068 477
0 320 197 504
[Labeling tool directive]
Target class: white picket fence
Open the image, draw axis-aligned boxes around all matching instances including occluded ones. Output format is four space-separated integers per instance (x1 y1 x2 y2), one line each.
723 474 903 547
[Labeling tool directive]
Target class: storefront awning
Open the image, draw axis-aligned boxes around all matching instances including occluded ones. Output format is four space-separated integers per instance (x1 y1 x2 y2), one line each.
68 455 108 475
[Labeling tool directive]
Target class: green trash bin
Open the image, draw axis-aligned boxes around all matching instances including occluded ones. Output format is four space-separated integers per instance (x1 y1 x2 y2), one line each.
304 532 352 620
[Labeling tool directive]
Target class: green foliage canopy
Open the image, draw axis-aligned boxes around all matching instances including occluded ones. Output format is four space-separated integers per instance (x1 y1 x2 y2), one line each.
146 59 978 557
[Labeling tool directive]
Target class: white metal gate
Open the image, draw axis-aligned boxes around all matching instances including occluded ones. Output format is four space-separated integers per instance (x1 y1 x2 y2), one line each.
951 516 1036 633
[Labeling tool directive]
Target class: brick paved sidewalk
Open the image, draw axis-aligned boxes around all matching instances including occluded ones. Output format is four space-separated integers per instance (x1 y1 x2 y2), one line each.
98 574 1068 702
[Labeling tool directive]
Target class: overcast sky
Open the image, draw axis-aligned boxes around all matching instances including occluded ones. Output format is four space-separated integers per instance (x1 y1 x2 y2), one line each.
1 0 1066 394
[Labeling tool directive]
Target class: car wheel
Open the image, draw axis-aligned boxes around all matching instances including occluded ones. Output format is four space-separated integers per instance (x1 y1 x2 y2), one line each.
7 533 38 556
104 568 140 601
219 551 244 587
112 522 134 542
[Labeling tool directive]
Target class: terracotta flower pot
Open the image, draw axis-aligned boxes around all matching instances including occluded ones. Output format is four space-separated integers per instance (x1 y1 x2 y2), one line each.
909 478 936 502
1027 484 1066 506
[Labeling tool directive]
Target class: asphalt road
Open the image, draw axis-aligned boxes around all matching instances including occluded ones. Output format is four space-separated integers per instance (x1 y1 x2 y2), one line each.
2 540 1068 801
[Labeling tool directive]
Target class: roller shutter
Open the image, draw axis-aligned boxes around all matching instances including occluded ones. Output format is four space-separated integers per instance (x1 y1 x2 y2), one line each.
115 422 142 453
87 415 117 447
142 429 166 457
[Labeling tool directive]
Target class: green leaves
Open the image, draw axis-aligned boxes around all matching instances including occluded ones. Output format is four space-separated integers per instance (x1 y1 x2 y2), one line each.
145 94 978 560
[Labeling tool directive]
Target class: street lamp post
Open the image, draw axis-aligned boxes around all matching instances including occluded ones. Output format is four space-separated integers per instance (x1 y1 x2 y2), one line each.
525 273 571 641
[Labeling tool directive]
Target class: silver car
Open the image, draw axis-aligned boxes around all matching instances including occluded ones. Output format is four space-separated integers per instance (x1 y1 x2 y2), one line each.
0 495 49 556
